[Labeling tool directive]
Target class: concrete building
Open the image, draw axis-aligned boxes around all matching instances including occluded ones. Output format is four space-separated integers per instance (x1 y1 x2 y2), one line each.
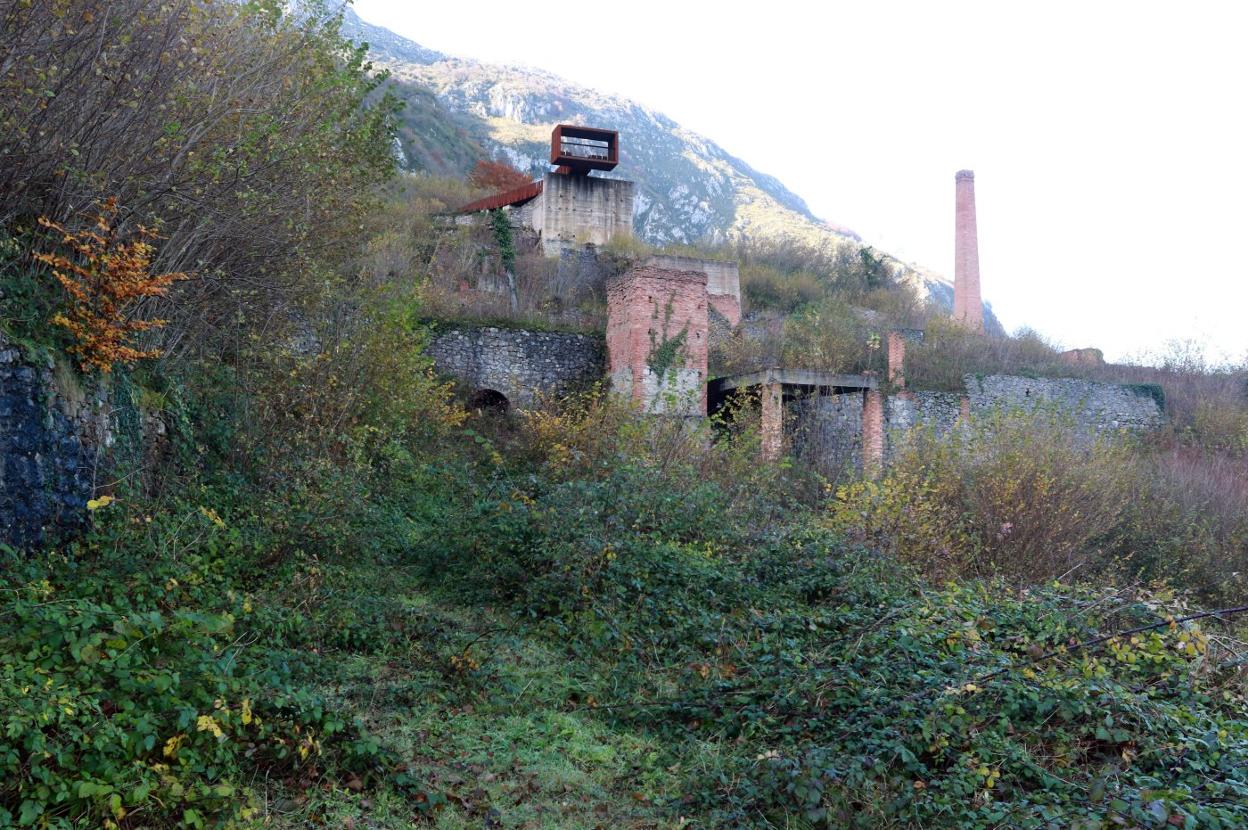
458 125 635 256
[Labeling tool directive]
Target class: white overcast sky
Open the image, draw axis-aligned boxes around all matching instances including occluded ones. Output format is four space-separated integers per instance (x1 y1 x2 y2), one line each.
354 0 1247 364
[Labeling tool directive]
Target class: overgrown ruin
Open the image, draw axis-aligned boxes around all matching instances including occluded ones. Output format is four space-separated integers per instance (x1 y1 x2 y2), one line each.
437 129 1165 476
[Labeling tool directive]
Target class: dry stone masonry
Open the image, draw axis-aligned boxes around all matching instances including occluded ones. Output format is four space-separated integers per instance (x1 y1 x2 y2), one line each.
966 375 1165 432
428 326 603 409
0 336 100 548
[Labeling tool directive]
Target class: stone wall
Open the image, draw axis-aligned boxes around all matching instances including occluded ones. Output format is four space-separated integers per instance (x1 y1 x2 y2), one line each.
0 337 101 548
885 374 1164 445
791 392 864 476
554 243 611 303
428 326 603 409
605 264 709 416
786 373 1166 472
966 375 1165 433
0 334 175 549
885 391 965 438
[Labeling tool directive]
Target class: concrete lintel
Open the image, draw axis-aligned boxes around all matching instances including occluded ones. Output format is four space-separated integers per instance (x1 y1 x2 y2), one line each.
709 368 878 396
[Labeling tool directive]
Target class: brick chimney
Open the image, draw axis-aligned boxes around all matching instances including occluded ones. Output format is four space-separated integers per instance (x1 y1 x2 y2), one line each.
953 170 984 332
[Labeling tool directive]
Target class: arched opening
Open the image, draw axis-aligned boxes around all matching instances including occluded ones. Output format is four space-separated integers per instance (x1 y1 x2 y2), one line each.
468 388 510 415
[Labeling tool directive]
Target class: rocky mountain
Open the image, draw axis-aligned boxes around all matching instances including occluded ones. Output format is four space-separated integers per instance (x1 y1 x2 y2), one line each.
342 10 999 328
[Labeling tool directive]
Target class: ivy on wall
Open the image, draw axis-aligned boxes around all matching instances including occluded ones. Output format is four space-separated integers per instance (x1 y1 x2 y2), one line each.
490 208 516 274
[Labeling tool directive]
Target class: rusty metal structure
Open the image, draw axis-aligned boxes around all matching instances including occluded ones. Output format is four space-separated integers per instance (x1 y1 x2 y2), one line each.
455 179 544 214
454 124 619 213
550 124 619 174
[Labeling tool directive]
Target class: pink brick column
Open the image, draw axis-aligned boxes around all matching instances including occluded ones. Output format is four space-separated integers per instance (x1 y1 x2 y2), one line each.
760 382 784 461
862 389 885 478
953 170 984 333
605 264 709 414
887 331 907 390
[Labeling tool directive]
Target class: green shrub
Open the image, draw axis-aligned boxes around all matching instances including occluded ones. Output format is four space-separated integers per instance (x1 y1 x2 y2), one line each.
906 318 1072 391
0 501 388 829
741 263 825 314
781 297 879 374
828 408 1138 583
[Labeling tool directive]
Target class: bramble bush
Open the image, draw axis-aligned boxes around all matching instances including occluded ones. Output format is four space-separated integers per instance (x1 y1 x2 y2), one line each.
404 455 1248 828
0 499 390 829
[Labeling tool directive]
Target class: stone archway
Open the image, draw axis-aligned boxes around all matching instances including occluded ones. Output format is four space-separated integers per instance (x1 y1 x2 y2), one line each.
468 388 510 414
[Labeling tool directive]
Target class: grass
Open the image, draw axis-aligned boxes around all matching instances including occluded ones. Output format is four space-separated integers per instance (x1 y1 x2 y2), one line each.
263 557 674 830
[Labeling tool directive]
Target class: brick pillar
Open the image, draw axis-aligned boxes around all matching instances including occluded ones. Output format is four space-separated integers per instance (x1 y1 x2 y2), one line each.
887 331 907 390
862 389 884 478
760 382 784 461
953 170 984 333
605 265 709 415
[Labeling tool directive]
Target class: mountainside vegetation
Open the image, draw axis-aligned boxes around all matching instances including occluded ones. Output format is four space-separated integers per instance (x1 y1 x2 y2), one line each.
1 3 1246 830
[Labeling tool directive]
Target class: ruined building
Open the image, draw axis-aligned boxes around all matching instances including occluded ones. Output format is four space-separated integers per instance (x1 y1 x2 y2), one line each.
448 125 739 418
435 146 1162 478
0 142 1165 548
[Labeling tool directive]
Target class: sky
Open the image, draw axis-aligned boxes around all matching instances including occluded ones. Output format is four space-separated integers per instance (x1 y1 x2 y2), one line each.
354 0 1248 364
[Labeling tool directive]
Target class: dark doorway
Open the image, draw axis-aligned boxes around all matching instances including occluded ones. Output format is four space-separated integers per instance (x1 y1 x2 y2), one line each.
468 388 510 414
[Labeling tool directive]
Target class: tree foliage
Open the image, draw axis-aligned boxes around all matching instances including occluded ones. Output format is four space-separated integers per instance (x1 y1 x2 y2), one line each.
468 159 532 192
33 198 186 372
0 0 398 355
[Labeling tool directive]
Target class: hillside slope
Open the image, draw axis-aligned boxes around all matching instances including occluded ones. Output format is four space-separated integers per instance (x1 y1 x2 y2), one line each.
343 10 1000 327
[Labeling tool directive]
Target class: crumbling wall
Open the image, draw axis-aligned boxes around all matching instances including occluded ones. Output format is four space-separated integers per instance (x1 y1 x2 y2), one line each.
428 326 603 409
553 243 611 303
0 334 174 549
605 264 709 416
884 374 1164 444
646 255 740 327
791 392 864 476
886 391 965 437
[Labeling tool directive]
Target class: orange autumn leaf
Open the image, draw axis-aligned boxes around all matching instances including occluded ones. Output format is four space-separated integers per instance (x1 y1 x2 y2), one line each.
33 198 188 372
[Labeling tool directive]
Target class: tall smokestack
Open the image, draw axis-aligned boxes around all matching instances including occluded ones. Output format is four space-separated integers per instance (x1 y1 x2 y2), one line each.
953 170 984 332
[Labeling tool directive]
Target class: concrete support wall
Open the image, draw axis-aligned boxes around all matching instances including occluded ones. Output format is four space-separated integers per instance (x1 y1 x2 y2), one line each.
760 382 784 461
953 170 984 332
428 326 603 409
538 173 635 256
605 264 709 416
